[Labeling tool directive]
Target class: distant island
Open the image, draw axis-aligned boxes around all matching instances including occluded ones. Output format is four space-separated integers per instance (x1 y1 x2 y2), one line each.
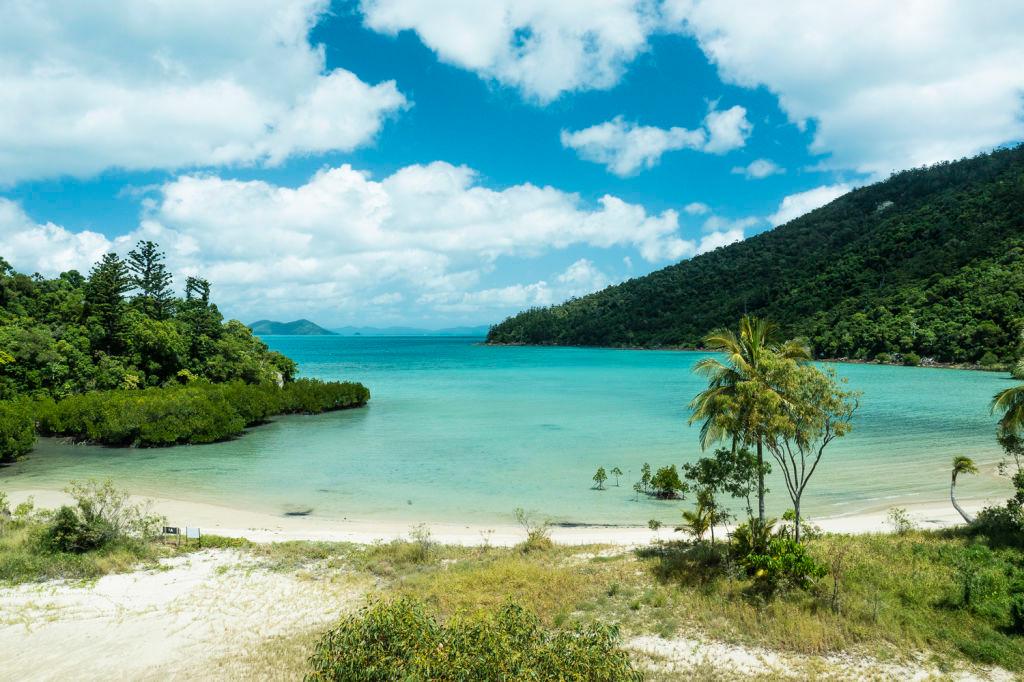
248 319 337 335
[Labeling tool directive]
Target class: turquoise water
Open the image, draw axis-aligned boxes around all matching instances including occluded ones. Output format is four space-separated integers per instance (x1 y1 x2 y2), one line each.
0 336 1014 526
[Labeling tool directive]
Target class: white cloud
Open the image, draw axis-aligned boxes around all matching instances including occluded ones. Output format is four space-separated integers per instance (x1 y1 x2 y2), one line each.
697 228 744 254
561 105 751 175
666 0 1024 176
0 163 691 321
0 0 408 183
360 0 660 102
683 202 710 215
732 158 784 179
701 105 753 153
767 184 851 226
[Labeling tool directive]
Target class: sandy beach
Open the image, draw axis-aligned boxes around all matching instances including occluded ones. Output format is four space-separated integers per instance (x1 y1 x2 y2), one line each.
2 486 994 546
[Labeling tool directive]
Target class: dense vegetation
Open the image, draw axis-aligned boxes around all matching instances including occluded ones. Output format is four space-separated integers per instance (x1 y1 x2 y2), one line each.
489 145 1024 363
34 379 368 447
0 242 368 459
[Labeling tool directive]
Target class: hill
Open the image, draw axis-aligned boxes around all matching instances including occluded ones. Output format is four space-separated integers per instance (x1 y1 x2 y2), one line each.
249 319 336 335
487 145 1024 364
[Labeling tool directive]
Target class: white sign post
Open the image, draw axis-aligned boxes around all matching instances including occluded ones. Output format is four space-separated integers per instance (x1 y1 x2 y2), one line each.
185 527 201 547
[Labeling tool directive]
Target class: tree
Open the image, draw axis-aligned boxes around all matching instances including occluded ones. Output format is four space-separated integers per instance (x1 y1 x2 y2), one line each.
610 466 623 487
592 467 607 490
992 384 1024 437
689 315 810 524
950 456 978 524
86 253 132 354
761 359 859 542
639 463 652 493
127 241 174 319
650 465 686 499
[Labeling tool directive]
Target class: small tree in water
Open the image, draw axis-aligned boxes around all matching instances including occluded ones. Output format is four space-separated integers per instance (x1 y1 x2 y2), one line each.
639 463 652 493
610 466 623 487
592 467 608 490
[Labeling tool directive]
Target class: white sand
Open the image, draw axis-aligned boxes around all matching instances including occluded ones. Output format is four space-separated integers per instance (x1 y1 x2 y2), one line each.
0 549 363 682
2 487 991 546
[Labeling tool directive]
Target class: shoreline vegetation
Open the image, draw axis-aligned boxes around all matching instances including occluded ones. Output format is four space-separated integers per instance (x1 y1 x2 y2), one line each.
0 241 370 461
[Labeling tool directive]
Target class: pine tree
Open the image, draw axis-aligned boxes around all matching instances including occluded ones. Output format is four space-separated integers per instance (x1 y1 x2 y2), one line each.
86 253 132 353
127 240 174 319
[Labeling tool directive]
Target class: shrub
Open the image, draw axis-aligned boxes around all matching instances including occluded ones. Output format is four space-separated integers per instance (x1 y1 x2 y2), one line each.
902 352 921 366
875 352 892 364
743 537 827 594
306 598 642 682
514 507 553 553
0 399 35 462
979 351 1000 367
887 507 917 535
1013 359 1024 381
41 480 162 554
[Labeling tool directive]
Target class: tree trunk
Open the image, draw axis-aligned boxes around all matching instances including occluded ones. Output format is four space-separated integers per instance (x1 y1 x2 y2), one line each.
756 437 766 524
951 475 974 524
794 499 801 543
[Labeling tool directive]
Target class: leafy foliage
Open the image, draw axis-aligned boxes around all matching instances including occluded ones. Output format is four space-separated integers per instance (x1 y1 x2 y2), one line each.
488 145 1024 363
0 398 34 462
306 598 642 682
35 379 369 447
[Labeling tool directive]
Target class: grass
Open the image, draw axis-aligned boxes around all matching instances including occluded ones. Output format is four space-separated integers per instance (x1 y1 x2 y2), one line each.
3 512 1021 676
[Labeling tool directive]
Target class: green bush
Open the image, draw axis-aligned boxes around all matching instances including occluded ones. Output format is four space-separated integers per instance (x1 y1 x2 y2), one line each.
0 399 35 462
306 598 642 681
874 352 892 364
43 505 114 553
41 480 162 554
979 351 1000 367
741 537 827 594
902 352 922 366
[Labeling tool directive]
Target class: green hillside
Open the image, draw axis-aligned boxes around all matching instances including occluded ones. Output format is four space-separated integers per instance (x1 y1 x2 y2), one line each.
488 145 1024 363
249 319 336 335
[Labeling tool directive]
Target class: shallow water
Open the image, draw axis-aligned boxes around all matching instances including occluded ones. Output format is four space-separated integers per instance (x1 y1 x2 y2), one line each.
1 336 1014 526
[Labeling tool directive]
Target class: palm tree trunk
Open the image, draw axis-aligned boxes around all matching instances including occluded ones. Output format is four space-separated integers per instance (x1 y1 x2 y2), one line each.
951 475 974 524
757 437 766 524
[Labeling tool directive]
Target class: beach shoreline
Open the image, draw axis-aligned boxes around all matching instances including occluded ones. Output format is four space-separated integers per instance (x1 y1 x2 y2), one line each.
2 486 993 546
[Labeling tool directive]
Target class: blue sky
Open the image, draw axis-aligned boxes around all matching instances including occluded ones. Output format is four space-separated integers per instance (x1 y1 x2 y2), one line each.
1 1 1022 327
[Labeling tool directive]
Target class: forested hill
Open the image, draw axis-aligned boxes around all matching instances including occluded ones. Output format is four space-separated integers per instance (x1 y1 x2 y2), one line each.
488 145 1024 364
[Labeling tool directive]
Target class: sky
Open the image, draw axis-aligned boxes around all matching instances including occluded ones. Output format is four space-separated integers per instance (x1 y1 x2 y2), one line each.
1 1 1022 328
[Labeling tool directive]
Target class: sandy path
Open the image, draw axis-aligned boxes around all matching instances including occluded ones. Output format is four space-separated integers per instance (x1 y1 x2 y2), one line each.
0 550 362 682
1 488 992 547
629 634 1015 681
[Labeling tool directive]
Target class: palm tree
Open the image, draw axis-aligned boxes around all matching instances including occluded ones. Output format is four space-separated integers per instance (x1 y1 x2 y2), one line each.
950 456 978 524
992 384 1024 436
689 315 810 523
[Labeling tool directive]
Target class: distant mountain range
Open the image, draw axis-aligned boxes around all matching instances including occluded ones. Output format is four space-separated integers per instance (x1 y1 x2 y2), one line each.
249 320 490 337
331 325 490 337
248 319 336 335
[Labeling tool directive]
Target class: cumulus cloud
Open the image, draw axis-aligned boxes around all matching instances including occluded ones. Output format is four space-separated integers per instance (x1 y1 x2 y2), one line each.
767 184 851 226
0 0 407 183
360 0 660 102
684 202 711 215
0 163 693 321
561 106 751 175
666 0 1024 176
732 158 784 179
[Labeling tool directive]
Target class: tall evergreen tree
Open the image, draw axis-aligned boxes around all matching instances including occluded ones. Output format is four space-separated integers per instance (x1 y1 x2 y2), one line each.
127 240 173 319
85 253 132 353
